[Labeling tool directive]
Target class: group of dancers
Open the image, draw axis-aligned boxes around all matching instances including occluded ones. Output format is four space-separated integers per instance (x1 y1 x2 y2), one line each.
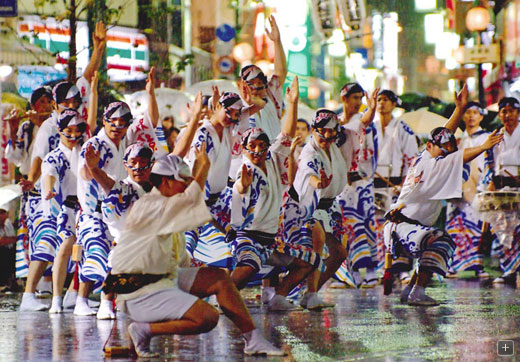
4 16 520 357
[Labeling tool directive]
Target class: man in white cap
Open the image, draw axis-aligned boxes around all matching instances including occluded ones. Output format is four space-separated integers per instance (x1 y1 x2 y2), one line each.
384 87 502 306
104 151 284 357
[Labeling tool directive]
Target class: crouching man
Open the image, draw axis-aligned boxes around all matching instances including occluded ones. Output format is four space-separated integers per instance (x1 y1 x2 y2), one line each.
103 149 284 357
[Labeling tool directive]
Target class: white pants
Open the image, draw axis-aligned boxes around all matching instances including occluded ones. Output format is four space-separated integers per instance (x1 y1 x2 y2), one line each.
125 267 200 322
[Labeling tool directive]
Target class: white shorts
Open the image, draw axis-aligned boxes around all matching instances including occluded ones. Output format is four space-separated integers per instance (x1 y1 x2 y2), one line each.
125 267 200 323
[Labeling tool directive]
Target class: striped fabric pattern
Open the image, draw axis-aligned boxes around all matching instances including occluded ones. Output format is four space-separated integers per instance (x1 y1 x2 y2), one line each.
446 202 484 272
77 213 112 293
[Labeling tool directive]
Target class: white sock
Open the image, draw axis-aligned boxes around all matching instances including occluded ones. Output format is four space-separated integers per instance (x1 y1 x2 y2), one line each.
52 296 63 305
100 299 113 309
23 292 36 300
76 297 88 306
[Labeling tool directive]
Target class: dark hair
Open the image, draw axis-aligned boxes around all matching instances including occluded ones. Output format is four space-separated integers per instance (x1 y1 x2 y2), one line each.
30 86 52 106
150 173 163 187
340 83 364 98
297 119 310 130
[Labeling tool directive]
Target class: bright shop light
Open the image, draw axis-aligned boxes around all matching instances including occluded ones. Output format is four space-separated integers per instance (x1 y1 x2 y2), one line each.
424 13 444 44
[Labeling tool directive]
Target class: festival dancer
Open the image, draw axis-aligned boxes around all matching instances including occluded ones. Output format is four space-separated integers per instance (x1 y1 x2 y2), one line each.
373 89 418 282
385 85 503 306
480 97 520 284
19 71 99 311
103 152 284 357
237 15 286 142
37 110 90 313
334 83 379 288
4 86 53 279
282 108 359 309
445 101 490 278
229 78 321 311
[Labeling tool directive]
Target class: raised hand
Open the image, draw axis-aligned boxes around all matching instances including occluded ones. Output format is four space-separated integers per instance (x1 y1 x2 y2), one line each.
317 169 332 189
211 85 220 107
145 66 156 95
93 21 107 53
482 129 503 150
286 76 299 104
265 15 280 42
187 92 203 119
240 164 253 190
84 144 100 170
366 87 380 111
454 83 468 110
290 135 303 155
194 142 210 166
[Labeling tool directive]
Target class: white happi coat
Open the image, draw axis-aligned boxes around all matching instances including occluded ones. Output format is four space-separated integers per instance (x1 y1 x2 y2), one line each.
110 182 211 307
126 113 167 159
293 128 358 217
374 116 418 178
77 129 128 215
5 121 40 176
459 128 489 173
41 142 81 216
231 134 291 233
342 112 378 177
186 118 248 195
244 75 283 142
492 124 520 177
389 149 465 227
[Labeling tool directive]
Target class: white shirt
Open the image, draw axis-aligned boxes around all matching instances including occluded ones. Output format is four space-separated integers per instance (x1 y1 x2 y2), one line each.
494 124 520 177
41 142 81 216
110 182 211 276
244 75 283 142
77 129 128 215
231 134 291 233
5 121 40 175
459 128 489 172
390 149 464 226
186 119 247 195
374 116 418 178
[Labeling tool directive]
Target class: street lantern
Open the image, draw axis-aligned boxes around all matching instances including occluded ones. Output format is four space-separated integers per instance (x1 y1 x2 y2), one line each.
465 6 490 32
232 42 254 63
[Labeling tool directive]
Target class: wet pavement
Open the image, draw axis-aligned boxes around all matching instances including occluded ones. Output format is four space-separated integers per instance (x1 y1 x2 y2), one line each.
2 278 520 361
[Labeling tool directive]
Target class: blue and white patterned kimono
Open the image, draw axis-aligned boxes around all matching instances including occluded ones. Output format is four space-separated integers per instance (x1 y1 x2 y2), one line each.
101 177 147 244
184 118 249 268
5 120 40 278
335 113 379 285
76 129 127 293
230 134 323 273
479 125 520 276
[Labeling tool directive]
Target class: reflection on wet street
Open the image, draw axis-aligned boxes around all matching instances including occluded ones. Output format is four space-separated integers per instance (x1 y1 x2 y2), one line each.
2 279 520 361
